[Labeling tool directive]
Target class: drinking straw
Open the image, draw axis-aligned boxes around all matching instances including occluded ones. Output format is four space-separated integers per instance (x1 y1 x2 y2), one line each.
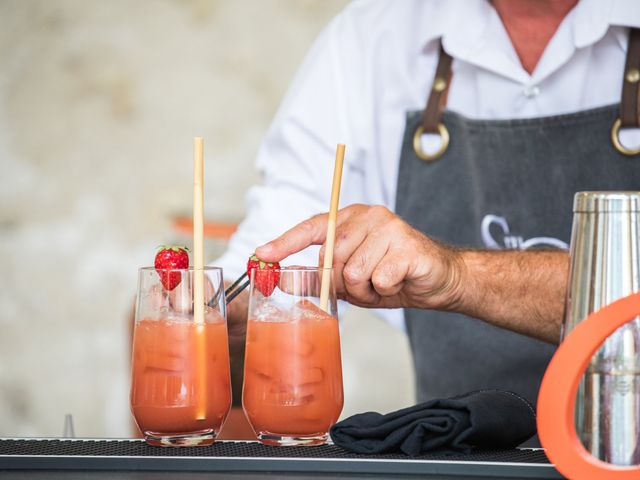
319 144 346 312
193 137 206 420
193 139 205 324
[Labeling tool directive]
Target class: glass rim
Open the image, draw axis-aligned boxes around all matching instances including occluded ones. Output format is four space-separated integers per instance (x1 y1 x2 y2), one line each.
139 266 223 272
251 265 333 273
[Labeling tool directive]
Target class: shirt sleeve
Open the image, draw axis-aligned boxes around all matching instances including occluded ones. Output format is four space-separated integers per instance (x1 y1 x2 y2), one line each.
214 5 406 332
215 12 358 278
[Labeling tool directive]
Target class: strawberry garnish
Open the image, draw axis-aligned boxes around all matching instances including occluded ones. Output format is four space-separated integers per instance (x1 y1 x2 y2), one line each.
247 254 280 296
154 245 189 290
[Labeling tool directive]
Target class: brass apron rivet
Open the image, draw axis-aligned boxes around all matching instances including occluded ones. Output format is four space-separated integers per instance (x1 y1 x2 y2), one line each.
625 68 640 83
433 77 447 93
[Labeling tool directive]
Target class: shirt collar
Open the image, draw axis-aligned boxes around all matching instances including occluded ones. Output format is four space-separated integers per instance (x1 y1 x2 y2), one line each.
424 0 529 84
420 0 640 56
419 0 492 55
573 0 640 50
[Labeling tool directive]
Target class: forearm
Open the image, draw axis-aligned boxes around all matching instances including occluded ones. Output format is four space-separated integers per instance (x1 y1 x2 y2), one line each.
451 250 569 344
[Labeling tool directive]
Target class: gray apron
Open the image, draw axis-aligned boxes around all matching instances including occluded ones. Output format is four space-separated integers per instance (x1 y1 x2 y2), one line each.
395 31 640 410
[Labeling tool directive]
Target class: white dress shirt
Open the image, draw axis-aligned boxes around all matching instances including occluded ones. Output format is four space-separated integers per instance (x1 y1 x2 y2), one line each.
216 0 640 330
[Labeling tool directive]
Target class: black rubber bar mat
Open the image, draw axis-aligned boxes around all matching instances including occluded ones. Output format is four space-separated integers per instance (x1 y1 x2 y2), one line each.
0 439 564 478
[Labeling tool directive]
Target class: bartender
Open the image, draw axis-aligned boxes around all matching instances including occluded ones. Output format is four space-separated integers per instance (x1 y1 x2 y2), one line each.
217 0 640 410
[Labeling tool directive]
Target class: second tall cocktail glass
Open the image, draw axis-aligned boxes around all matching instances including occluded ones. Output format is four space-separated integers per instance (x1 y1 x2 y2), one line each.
243 267 344 446
131 267 232 446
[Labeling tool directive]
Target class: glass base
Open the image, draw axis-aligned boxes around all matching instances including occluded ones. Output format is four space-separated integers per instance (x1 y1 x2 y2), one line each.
143 429 216 447
257 432 328 446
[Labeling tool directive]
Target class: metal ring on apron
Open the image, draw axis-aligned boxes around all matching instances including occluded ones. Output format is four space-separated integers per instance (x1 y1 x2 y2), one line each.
611 118 640 156
413 123 450 162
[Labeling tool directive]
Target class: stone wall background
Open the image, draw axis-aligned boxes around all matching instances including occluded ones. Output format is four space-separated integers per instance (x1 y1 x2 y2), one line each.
0 0 414 438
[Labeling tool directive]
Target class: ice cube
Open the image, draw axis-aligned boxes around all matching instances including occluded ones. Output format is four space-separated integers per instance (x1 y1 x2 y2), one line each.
301 393 315 405
247 366 272 381
163 319 192 341
299 367 324 385
145 350 186 372
141 284 169 317
163 313 191 325
253 298 288 323
266 382 308 406
289 339 314 357
293 300 331 322
204 307 225 324
170 285 192 313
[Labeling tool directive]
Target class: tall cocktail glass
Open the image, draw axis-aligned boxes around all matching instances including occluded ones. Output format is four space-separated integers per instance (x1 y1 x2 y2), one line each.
130 266 231 446
242 266 343 446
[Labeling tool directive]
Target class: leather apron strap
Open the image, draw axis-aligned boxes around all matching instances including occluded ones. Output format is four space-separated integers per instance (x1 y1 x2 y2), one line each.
422 43 454 133
413 43 453 162
416 28 640 161
613 28 640 155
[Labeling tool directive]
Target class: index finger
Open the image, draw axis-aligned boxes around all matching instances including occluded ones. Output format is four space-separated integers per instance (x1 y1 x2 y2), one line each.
256 213 330 263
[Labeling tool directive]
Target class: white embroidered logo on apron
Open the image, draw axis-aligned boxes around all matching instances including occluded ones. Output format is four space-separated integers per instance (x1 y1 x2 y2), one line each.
481 214 569 250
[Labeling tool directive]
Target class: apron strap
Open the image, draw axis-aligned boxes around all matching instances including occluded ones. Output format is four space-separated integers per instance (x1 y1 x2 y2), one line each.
413 41 453 161
416 30 640 158
619 28 640 128
422 42 453 133
611 27 640 156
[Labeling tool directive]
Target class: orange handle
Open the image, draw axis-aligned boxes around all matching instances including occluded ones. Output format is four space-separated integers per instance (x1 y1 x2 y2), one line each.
537 292 640 479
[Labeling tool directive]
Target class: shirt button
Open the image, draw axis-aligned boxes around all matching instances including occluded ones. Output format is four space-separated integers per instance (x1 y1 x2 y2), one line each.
523 85 540 98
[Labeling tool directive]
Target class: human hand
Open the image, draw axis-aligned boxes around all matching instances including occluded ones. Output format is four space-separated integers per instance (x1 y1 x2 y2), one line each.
255 204 464 310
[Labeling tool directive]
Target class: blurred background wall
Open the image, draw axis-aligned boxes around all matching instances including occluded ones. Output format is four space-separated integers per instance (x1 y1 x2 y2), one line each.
0 0 414 438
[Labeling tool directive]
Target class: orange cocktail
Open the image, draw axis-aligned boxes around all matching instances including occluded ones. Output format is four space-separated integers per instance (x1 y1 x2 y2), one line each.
130 267 231 446
243 267 343 446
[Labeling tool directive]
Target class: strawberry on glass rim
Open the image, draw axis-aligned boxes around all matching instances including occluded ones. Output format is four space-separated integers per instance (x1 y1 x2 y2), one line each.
154 245 190 290
247 254 280 296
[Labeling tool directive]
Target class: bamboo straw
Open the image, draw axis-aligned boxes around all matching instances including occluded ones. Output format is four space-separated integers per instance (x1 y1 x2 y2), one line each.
193 137 206 420
319 144 346 312
193 138 205 322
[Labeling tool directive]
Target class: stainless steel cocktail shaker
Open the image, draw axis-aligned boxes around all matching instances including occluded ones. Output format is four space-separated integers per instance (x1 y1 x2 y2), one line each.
563 191 640 465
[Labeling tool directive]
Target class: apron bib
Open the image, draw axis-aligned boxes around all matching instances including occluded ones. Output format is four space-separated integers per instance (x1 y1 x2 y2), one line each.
396 31 640 408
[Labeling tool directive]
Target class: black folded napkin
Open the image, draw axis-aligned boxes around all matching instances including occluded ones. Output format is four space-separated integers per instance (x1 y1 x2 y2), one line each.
330 389 536 456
